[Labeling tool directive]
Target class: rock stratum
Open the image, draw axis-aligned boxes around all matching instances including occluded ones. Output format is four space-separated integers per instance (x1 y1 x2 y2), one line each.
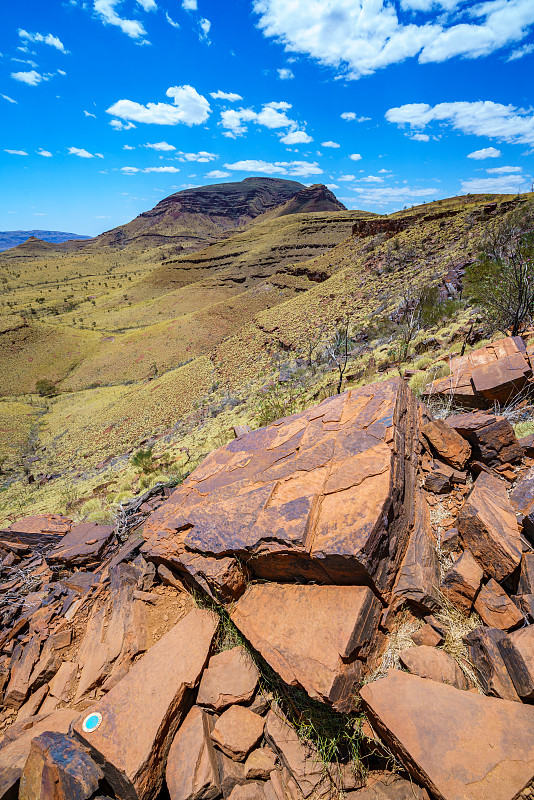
2 337 534 800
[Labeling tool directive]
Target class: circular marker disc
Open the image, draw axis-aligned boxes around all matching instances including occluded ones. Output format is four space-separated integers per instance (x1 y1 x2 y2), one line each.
82 712 102 733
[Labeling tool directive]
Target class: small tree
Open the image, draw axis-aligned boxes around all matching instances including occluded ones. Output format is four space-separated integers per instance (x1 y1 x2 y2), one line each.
130 447 155 474
35 379 59 397
325 314 356 394
465 201 534 336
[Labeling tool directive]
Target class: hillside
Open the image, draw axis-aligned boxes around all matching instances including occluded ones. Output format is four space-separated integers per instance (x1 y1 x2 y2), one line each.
0 230 90 253
0 185 531 529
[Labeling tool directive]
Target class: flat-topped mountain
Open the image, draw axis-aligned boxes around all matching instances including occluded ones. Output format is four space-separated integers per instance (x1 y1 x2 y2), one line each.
0 230 90 253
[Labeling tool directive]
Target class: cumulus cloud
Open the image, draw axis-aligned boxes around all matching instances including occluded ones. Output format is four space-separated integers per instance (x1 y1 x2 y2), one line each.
11 70 48 85
386 101 534 146
210 90 243 101
107 85 211 126
253 0 534 78
224 159 323 177
137 0 157 10
121 165 181 173
321 141 340 148
280 130 313 144
145 141 176 150
351 185 439 206
461 174 526 193
68 147 104 158
177 151 218 161
94 0 148 40
123 144 135 150
18 29 67 52
182 0 197 8
110 119 136 130
468 146 502 159
206 169 231 178
220 100 295 137
410 133 430 141
486 165 522 173
37 149 53 157
278 67 294 79
4 149 28 155
361 175 384 183
341 111 370 122
349 153 362 161
338 174 356 181
1 94 17 103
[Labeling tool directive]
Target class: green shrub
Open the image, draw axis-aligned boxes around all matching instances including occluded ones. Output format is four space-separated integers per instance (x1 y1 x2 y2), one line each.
35 379 59 397
130 447 155 474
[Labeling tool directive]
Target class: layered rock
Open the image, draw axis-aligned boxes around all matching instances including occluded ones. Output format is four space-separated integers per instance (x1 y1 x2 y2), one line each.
142 378 421 599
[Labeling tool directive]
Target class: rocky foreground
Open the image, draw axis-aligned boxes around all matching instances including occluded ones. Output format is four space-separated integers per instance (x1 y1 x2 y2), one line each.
1 336 534 800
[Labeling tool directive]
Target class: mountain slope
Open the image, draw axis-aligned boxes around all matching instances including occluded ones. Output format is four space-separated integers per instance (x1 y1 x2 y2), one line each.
0 230 90 253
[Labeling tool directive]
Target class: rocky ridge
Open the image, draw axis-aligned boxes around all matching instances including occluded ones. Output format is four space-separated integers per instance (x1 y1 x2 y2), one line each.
1 334 534 799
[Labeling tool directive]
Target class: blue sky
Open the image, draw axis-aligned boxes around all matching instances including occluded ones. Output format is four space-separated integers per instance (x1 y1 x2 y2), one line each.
1 0 533 235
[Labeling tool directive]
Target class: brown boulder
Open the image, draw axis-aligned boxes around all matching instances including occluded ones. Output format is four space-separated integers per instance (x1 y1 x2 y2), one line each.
166 706 220 800
510 466 534 537
348 772 429 799
73 608 218 800
519 433 534 457
421 419 471 469
498 626 534 701
473 579 524 631
4 635 41 709
142 379 421 597
264 709 325 799
197 646 259 711
360 669 534 800
230 584 381 712
399 646 469 689
410 624 443 648
19 732 103 800
457 472 521 581
440 549 483 611
48 522 114 566
244 748 278 780
211 705 265 762
228 783 266 800
216 752 247 798
518 553 534 594
392 493 439 613
464 627 520 701
446 412 523 467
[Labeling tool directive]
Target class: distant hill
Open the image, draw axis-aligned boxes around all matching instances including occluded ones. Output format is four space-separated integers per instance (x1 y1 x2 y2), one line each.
0 230 90 252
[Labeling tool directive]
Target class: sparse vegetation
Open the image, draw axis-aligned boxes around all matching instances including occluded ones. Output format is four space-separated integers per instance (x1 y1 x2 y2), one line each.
35 378 59 397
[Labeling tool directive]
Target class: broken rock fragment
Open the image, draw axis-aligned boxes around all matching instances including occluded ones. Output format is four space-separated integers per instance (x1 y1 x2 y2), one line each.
473 579 524 631
498 626 534 701
440 549 483 611
360 669 534 800
166 705 220 800
48 522 114 566
464 627 520 702
421 418 471 469
446 412 523 467
231 583 382 712
211 705 265 762
510 465 534 537
392 492 439 614
264 710 325 799
73 608 218 800
399 646 469 690
457 471 521 581
197 646 259 711
19 731 103 800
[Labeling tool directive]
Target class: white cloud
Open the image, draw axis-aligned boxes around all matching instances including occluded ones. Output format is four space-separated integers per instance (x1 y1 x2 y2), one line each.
84 110 97 118
362 175 384 183
68 147 104 158
110 119 136 130
224 159 322 177
94 0 148 40
321 141 340 148
486 165 522 173
338 174 356 181
349 153 362 161
410 133 430 141
386 101 534 146
177 151 218 162
253 0 534 78
145 141 176 150
256 101 293 128
278 67 294 79
18 29 67 52
11 70 48 85
351 185 439 206
468 146 502 159
206 169 231 178
341 112 357 121
210 90 243 102
199 18 211 39
280 130 312 144
327 183 339 189
57 69 67 76
107 85 211 125
220 100 295 137
121 165 181 173
1 94 17 103
166 12 180 28
137 0 156 10
461 174 526 193
507 42 534 60
37 149 53 157
4 149 28 155
182 0 197 8
123 144 135 150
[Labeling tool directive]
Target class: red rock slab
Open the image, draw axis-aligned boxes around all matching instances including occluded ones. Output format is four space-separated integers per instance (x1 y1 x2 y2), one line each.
473 579 524 631
73 608 218 800
166 706 220 800
228 784 266 800
498 626 534 701
6 514 72 535
445 412 523 467
457 472 521 582
211 705 265 762
360 669 534 800
231 584 382 712
410 624 443 648
440 549 483 611
464 627 520 702
392 492 439 614
510 466 534 537
399 646 469 690
264 710 325 799
142 379 420 598
0 708 79 800
19 731 103 800
48 522 114 566
421 419 471 470
197 646 259 711
518 553 534 594
244 748 278 781
4 635 41 709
